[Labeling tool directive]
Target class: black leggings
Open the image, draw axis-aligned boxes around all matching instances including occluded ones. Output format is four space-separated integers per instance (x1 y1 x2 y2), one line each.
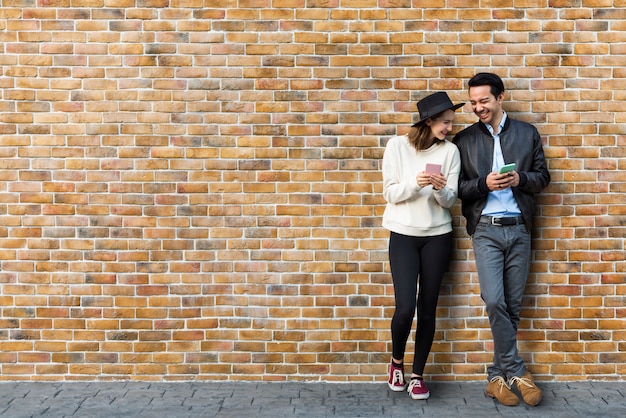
389 231 453 376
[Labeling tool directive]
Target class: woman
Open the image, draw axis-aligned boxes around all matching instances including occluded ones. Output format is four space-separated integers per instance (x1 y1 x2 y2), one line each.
382 92 463 400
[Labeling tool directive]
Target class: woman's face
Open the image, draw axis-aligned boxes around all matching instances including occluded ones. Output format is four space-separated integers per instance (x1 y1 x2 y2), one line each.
426 109 455 140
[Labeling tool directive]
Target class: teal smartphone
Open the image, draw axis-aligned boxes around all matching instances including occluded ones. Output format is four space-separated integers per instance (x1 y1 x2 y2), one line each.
498 163 516 174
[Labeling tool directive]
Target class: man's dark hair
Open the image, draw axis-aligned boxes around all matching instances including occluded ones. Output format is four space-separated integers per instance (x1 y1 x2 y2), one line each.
468 72 505 99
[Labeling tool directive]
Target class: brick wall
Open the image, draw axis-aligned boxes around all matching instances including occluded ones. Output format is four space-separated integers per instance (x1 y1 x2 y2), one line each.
0 1 624 382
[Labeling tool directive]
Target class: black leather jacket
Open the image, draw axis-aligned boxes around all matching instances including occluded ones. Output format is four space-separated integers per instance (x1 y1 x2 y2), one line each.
452 118 550 236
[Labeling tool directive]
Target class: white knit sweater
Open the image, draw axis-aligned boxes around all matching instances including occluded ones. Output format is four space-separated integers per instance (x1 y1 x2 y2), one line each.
382 134 461 237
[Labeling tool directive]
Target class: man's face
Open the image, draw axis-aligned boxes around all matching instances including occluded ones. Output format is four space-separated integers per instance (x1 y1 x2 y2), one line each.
468 85 504 127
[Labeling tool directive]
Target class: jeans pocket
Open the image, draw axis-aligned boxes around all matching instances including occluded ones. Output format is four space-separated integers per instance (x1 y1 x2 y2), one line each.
474 222 487 234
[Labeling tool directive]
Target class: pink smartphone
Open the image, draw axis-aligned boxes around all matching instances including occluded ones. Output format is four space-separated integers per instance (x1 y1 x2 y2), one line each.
425 163 442 174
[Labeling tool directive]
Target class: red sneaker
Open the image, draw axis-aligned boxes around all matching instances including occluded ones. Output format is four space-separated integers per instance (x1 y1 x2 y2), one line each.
408 378 430 400
387 362 407 392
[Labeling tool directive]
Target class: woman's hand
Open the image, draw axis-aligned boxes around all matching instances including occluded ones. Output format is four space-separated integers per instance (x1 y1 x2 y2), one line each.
429 173 447 190
417 172 447 190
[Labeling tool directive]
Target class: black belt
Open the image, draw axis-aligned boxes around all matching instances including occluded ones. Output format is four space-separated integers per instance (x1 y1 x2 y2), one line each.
479 215 524 226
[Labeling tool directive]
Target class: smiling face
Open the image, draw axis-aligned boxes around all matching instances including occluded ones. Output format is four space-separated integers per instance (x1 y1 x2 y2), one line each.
469 84 504 130
425 108 456 141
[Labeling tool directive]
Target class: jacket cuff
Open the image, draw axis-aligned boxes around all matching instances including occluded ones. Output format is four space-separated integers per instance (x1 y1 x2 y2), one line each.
479 177 490 195
518 172 528 188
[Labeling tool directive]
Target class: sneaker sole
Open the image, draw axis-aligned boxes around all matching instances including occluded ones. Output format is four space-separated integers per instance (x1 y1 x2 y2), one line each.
409 392 430 400
388 382 407 392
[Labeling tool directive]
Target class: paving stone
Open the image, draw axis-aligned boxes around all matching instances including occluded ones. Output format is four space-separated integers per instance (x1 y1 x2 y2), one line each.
0 381 623 417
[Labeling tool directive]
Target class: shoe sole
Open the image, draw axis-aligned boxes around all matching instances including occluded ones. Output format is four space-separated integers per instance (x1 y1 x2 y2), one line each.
519 394 541 406
485 391 519 406
388 383 407 392
409 392 430 400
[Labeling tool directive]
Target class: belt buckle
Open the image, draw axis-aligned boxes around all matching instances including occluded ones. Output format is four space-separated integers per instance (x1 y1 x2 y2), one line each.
491 217 502 226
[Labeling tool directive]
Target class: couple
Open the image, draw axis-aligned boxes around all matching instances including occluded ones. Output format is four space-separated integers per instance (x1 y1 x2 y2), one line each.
382 73 551 406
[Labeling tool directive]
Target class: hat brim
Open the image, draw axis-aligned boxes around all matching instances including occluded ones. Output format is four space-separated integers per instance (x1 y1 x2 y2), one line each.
412 102 465 127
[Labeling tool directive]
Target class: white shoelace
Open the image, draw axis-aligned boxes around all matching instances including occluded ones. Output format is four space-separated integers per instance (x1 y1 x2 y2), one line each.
408 379 423 391
392 369 404 385
489 376 512 392
509 375 533 388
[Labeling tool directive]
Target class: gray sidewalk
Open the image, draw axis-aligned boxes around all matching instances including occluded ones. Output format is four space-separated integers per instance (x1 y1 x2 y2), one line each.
0 380 623 417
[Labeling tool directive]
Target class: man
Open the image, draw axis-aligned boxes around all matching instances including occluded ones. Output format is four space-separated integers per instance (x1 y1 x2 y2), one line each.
453 73 550 407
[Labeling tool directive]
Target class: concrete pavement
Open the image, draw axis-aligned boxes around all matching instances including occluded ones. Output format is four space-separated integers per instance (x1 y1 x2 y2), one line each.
0 380 623 417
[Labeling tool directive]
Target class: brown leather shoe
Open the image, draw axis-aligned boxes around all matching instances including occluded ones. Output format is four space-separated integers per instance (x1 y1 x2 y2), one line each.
510 371 542 406
486 376 519 406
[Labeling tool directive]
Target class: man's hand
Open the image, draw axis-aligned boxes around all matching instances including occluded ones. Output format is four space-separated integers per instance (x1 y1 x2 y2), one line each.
487 171 519 191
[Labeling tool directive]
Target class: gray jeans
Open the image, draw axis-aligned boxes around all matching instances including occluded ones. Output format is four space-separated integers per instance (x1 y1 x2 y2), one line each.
472 221 531 380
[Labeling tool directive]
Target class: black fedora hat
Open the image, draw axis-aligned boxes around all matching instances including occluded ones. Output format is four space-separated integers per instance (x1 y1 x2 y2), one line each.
412 92 465 127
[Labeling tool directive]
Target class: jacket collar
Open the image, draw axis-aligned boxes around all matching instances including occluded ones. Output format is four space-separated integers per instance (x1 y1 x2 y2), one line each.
478 114 511 136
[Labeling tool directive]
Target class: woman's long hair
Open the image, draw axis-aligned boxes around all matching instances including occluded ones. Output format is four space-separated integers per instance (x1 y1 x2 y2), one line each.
407 111 445 152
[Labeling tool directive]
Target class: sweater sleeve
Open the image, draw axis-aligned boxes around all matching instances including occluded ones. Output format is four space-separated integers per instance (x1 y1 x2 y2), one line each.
382 137 421 204
432 145 461 209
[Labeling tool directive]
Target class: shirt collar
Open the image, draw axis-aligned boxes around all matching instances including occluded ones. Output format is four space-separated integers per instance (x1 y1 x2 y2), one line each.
484 111 507 137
